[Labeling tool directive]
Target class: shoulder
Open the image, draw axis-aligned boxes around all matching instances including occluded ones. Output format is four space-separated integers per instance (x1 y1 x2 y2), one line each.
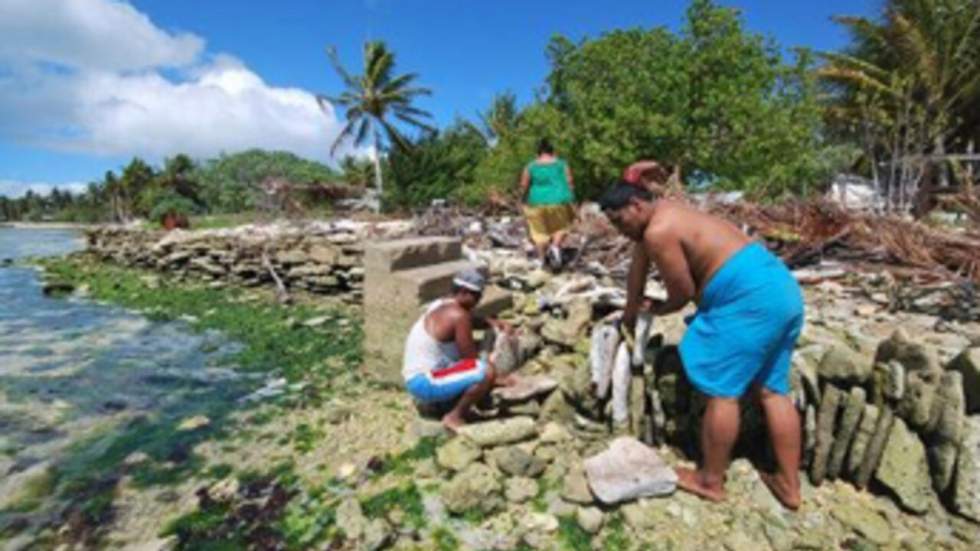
643 208 682 246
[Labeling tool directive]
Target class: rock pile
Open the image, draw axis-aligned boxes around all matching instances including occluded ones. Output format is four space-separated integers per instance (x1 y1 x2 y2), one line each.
449 256 980 523
85 224 369 300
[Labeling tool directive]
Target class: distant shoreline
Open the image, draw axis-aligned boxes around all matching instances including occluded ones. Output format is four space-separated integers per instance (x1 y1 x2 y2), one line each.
1 222 90 230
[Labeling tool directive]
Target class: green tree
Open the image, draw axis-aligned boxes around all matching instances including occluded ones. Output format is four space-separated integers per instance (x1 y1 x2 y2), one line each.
195 149 340 213
319 40 435 210
119 158 155 219
469 0 837 202
339 156 375 188
387 120 488 207
476 92 522 145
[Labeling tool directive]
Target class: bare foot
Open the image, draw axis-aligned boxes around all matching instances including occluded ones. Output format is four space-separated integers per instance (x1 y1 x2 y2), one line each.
759 471 801 511
441 413 466 434
675 467 726 503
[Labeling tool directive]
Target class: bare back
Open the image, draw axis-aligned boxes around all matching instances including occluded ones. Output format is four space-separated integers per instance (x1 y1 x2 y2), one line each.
645 200 750 299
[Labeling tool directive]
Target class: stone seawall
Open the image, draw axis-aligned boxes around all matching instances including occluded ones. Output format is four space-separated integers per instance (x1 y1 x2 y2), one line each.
84 225 370 301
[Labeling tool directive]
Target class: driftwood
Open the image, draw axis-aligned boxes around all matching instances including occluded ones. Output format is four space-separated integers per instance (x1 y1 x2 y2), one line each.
261 249 291 305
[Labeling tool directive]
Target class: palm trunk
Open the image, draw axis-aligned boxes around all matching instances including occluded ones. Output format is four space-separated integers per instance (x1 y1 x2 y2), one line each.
372 133 383 213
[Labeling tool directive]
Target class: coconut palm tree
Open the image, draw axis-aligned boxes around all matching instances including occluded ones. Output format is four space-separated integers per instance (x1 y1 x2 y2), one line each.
318 41 434 210
820 0 980 199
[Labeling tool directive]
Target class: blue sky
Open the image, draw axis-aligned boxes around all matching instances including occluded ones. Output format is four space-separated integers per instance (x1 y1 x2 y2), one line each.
0 0 876 197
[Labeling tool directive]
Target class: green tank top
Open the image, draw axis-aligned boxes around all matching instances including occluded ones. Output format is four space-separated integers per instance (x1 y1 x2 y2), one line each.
526 159 574 206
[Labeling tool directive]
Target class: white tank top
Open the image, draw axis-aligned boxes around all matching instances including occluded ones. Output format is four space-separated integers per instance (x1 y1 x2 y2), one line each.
402 299 461 381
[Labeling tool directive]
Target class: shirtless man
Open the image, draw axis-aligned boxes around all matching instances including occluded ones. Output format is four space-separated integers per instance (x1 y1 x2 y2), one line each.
598 163 805 510
402 268 512 431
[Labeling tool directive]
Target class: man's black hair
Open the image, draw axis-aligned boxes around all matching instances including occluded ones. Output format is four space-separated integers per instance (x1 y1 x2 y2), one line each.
537 138 554 155
597 181 654 211
451 283 481 296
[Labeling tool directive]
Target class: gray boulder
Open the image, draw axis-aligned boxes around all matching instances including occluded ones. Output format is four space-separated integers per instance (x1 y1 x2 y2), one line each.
874 416 934 514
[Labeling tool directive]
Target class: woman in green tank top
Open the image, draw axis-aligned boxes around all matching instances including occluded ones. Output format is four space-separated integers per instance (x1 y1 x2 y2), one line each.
519 138 576 270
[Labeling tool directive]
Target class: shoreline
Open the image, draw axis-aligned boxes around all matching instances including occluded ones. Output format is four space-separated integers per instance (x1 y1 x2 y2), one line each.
2 221 92 230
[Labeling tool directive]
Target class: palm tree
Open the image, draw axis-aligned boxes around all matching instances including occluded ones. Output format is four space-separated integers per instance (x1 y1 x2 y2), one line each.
820 0 980 203
318 41 434 210
477 92 521 145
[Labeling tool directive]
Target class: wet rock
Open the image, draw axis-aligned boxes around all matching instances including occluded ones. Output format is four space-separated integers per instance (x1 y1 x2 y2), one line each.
576 506 604 534
440 463 503 515
810 384 842 485
584 437 676 504
830 502 891 546
436 437 481 472
505 477 538 503
494 375 558 402
828 387 865 480
123 451 150 467
0 461 54 511
847 404 880 479
489 445 546 478
456 416 536 447
817 345 871 384
952 416 980 522
874 416 933 514
928 371 965 493
948 347 980 413
857 407 894 488
561 464 593 504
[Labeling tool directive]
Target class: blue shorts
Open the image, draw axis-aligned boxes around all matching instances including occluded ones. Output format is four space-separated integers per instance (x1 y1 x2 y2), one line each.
405 358 488 404
679 242 804 398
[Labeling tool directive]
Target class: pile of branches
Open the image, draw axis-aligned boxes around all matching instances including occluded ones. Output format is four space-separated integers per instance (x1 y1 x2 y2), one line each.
710 199 980 285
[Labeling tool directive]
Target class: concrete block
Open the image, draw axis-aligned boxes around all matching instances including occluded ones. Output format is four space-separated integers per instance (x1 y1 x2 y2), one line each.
363 237 461 274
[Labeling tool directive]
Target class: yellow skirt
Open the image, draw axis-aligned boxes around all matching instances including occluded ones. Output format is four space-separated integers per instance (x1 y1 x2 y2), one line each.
524 203 575 245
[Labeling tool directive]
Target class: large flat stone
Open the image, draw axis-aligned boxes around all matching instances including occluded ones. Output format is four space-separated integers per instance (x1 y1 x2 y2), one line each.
457 416 537 447
874 417 933 514
584 437 677 504
493 375 558 402
952 416 980 522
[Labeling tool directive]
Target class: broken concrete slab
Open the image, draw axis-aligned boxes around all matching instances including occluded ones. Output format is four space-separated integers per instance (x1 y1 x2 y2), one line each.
493 375 558 402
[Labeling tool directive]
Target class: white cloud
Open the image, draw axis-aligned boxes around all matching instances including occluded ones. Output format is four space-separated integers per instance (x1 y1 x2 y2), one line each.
0 0 353 165
0 180 87 199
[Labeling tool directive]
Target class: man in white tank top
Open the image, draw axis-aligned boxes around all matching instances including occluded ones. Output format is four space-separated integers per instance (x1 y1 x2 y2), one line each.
403 268 510 432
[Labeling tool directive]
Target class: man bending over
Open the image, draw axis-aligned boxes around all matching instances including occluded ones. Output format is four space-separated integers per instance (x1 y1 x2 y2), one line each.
403 268 512 432
598 168 805 510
